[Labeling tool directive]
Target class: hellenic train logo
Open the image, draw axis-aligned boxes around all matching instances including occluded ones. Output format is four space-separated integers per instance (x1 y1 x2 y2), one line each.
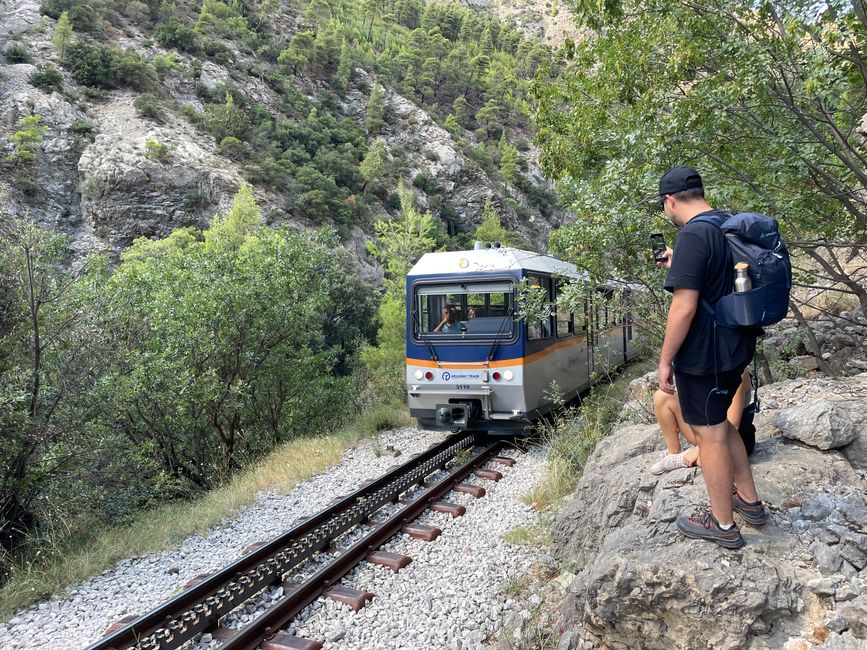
441 371 451 381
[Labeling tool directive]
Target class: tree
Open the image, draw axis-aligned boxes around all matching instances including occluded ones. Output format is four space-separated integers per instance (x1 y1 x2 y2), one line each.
473 199 527 248
363 182 437 398
453 95 472 129
53 11 73 59
366 80 387 135
0 214 102 551
278 30 314 75
359 139 388 194
499 134 518 183
535 0 867 321
6 115 47 165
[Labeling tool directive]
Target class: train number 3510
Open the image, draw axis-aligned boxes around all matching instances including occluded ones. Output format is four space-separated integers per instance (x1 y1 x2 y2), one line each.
455 384 471 390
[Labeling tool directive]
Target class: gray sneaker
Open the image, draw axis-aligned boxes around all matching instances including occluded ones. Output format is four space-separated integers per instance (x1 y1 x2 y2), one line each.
676 509 745 549
650 450 687 475
732 487 768 526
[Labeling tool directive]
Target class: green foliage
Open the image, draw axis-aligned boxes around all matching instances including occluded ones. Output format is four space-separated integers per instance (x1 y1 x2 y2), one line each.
499 135 518 183
359 138 388 194
96 185 373 491
365 81 387 135
53 10 73 59
29 65 63 93
64 41 157 90
363 182 437 399
5 116 47 165
218 136 246 160
155 17 200 52
473 199 527 248
0 214 103 554
133 93 164 121
153 52 184 76
4 42 29 63
144 139 170 161
534 0 867 319
40 0 102 36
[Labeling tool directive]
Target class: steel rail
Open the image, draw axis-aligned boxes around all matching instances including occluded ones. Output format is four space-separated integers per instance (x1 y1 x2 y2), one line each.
87 432 477 650
220 439 503 650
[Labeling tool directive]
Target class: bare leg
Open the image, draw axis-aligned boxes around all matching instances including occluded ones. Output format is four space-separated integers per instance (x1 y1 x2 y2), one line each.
727 370 750 429
653 390 683 454
728 421 759 502
692 421 735 526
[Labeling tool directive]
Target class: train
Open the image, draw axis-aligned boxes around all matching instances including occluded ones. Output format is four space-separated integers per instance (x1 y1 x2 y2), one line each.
405 244 641 434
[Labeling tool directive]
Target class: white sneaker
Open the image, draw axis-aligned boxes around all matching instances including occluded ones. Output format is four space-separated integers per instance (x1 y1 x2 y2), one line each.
650 450 687 475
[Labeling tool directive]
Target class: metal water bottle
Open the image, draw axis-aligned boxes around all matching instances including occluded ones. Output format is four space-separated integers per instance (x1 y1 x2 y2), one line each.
734 262 752 292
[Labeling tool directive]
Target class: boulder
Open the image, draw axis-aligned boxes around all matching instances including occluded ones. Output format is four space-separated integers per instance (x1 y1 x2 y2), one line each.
552 413 864 649
774 400 867 450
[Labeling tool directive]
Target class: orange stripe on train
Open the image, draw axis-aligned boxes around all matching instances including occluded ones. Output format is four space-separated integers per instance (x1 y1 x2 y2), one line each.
406 336 589 369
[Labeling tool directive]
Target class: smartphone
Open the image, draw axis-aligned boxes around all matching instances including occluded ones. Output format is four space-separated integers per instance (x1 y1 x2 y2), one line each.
650 233 666 263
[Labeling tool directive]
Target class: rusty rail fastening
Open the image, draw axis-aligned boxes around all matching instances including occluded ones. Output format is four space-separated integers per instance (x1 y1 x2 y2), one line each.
220 438 502 650
86 432 481 650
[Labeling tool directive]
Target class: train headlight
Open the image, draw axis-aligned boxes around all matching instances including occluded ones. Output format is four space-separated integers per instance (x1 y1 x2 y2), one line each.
503 370 514 381
413 369 424 380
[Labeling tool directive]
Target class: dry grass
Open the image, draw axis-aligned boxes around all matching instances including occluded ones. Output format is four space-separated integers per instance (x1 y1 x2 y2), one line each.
0 403 412 620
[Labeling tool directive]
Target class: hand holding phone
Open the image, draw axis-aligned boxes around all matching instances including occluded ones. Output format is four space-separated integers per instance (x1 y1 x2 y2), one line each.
650 233 666 263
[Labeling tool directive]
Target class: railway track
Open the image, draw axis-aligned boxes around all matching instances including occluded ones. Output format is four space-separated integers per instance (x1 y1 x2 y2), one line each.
88 432 521 650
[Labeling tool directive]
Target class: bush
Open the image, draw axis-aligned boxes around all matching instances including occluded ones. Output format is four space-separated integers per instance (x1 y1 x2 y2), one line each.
153 52 184 76
4 42 28 63
144 139 170 161
64 42 157 90
133 93 164 121
218 136 246 160
412 171 440 195
154 18 199 52
29 64 63 92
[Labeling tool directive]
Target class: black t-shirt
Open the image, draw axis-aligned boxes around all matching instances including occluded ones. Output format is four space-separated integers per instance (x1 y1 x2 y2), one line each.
664 210 755 375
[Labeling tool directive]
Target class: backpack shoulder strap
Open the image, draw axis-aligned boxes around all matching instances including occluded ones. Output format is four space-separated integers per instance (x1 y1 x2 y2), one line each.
688 212 732 317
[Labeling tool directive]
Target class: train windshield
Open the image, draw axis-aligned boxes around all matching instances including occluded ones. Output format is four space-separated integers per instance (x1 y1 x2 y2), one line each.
413 281 515 338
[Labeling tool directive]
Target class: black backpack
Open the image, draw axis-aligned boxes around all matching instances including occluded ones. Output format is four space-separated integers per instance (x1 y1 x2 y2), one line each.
692 212 792 328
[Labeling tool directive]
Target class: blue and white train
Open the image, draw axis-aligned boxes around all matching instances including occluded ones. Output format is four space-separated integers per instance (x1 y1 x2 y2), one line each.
405 245 641 434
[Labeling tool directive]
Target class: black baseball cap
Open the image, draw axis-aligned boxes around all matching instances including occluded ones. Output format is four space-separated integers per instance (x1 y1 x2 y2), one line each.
658 166 703 196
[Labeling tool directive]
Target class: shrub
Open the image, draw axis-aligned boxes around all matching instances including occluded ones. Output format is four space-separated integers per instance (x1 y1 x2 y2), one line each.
218 136 246 160
154 18 199 52
412 171 440 195
29 64 63 92
153 52 184 76
64 41 157 90
144 139 170 161
133 93 164 121
4 42 28 63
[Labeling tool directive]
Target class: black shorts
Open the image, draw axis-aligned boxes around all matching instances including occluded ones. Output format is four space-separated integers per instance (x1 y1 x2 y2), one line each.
674 364 747 427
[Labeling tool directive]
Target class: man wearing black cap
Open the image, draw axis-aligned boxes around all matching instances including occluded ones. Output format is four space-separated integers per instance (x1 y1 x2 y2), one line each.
656 166 766 549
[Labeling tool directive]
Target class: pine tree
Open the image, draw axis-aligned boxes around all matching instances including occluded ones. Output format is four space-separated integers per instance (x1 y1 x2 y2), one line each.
499 134 518 183
453 95 472 129
359 139 388 193
53 11 73 60
366 81 386 135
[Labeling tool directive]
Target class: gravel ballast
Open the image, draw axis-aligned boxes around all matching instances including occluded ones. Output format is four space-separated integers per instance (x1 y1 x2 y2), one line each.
1 427 548 650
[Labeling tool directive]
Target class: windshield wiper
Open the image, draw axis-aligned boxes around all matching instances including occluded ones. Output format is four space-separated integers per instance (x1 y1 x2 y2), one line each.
486 306 515 363
411 307 439 366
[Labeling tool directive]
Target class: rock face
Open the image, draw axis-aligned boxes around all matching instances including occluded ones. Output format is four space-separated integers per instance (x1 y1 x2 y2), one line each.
775 400 867 451
76 97 238 248
552 374 867 649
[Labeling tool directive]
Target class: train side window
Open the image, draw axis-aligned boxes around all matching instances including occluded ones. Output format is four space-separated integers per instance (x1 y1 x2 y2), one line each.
556 298 573 338
526 274 553 340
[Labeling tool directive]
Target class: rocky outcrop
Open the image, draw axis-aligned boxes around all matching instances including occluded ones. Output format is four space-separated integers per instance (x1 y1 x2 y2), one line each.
764 307 867 378
552 374 867 649
77 97 239 247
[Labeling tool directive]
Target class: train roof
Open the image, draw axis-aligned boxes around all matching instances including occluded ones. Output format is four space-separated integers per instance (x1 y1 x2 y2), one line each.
408 247 581 278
